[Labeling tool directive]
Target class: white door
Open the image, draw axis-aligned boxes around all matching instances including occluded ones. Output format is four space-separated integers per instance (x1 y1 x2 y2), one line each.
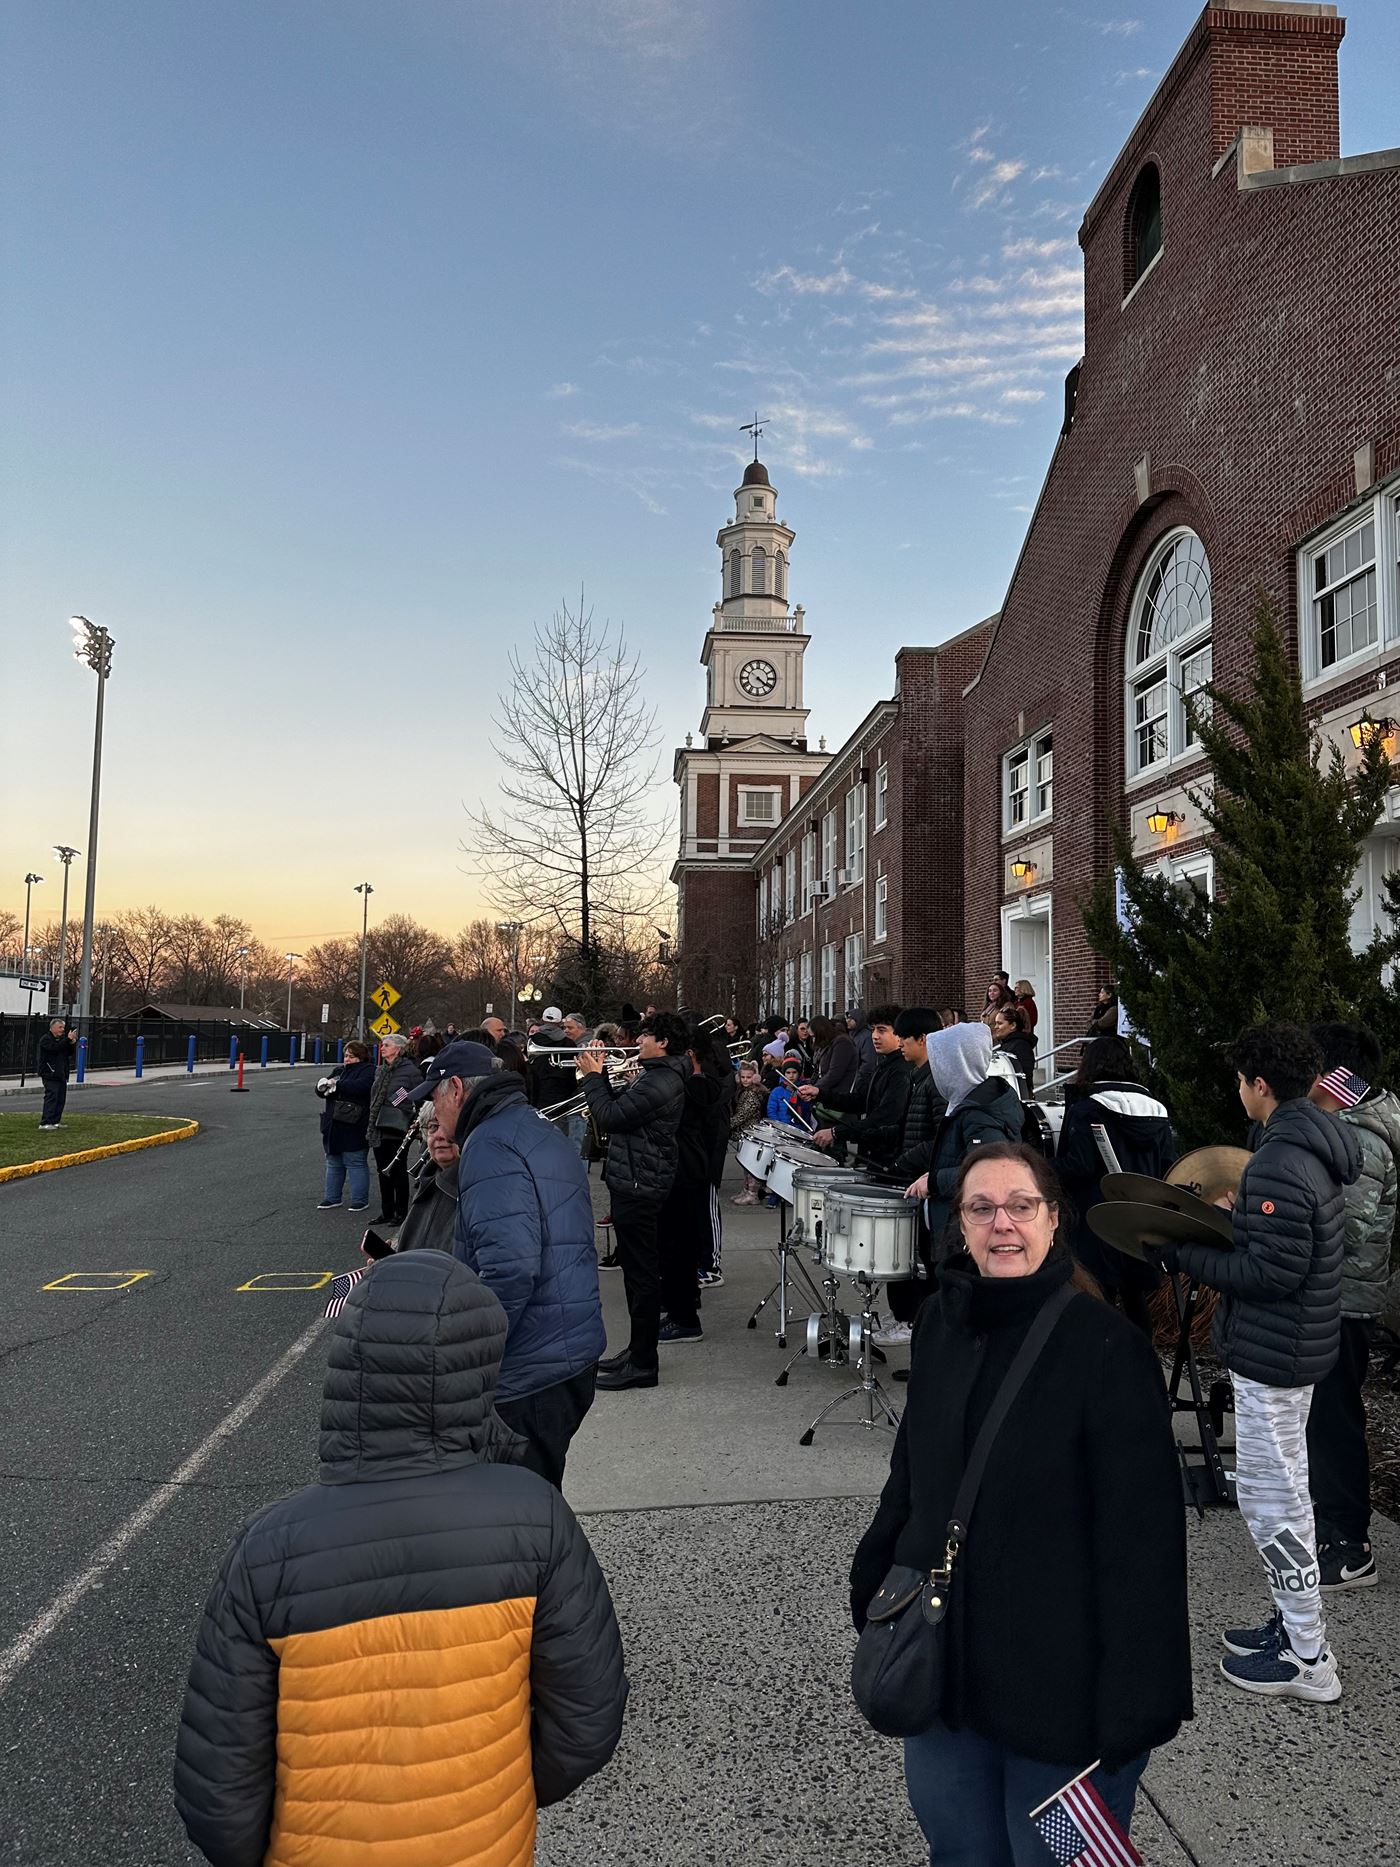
1001 894 1054 1070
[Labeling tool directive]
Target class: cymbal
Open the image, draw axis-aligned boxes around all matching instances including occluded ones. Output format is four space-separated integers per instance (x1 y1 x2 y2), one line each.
1166 1145 1251 1205
1101 1174 1234 1242
1087 1200 1235 1263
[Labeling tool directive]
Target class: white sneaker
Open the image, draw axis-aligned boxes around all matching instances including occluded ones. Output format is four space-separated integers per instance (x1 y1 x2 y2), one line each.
872 1320 913 1348
1220 1638 1342 1702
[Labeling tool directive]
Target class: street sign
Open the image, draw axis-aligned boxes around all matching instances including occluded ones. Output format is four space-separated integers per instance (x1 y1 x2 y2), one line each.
19 975 50 992
370 1011 401 1039
370 981 400 1012
320 1003 330 1024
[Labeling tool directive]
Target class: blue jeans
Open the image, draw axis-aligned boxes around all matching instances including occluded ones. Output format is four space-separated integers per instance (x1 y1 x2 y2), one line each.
903 1721 1147 1866
323 1150 369 1207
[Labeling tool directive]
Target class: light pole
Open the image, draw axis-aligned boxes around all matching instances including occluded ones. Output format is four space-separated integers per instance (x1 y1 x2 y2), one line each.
285 952 301 1032
236 945 250 1012
354 883 374 1037
22 872 44 972
70 615 115 1030
52 846 79 1013
496 921 522 1025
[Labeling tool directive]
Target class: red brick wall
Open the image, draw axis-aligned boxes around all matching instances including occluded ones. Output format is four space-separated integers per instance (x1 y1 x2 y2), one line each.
694 775 719 840
1205 6 1344 169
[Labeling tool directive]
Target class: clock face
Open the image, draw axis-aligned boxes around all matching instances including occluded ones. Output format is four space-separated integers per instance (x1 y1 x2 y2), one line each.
737 658 778 699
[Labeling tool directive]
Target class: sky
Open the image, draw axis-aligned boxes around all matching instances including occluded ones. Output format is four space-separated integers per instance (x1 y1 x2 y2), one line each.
5 0 1399 949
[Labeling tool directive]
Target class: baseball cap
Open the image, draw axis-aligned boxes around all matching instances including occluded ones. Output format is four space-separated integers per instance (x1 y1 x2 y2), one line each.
541 1006 563 1024
402 1040 498 1105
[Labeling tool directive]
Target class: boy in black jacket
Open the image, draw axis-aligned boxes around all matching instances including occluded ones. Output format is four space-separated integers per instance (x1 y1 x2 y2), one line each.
800 1002 913 1168
1169 1023 1359 1704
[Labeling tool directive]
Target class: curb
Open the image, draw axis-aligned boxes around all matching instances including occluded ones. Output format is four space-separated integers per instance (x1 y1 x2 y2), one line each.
0 1120 201 1184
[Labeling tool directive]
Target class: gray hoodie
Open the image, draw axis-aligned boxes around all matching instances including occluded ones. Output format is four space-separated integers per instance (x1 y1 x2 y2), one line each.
928 1021 994 1114
1340 1090 1400 1318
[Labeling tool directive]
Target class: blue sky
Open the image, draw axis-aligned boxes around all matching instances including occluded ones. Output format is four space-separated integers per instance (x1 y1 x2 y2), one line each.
4 0 1398 942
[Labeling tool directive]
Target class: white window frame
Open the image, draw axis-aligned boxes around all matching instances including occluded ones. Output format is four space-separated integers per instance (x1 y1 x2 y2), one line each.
821 809 838 885
799 947 813 1015
844 784 867 883
1298 486 1400 689
758 874 768 936
737 785 782 829
843 932 864 1007
1156 850 1215 900
784 850 797 923
800 832 815 908
873 761 889 830
820 943 838 1017
874 874 888 944
783 957 796 1017
1125 527 1213 784
1002 727 1053 835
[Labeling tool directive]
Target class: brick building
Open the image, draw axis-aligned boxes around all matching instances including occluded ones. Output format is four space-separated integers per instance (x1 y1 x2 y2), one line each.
963 0 1400 1060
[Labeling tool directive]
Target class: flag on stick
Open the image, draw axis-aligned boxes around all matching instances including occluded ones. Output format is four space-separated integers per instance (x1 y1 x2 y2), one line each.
1029 1763 1143 1866
325 1265 369 1319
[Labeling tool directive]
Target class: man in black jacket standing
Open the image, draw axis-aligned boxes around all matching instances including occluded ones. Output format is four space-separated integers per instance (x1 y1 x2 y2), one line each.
37 1017 77 1129
1170 1022 1359 1705
579 1011 688 1392
800 1003 912 1169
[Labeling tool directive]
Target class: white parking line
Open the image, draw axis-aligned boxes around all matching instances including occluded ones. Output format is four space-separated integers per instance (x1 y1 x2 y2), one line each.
0 1314 325 1696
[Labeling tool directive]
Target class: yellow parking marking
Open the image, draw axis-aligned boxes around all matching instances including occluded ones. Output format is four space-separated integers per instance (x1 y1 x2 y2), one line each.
43 1271 154 1292
236 1271 334 1292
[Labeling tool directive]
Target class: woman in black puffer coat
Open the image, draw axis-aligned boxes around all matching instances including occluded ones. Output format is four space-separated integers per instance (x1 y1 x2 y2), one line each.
317 1040 376 1212
851 1143 1190 1863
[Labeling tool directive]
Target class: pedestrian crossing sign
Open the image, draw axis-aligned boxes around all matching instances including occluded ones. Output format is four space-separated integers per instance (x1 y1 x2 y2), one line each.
369 1012 401 1038
371 981 400 1011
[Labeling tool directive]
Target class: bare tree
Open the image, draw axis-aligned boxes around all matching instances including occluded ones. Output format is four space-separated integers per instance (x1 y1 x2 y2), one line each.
368 914 452 1024
0 909 21 966
110 907 176 1004
466 595 671 1007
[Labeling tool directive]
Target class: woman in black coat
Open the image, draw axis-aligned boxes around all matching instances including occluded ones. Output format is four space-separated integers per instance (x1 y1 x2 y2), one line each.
1056 1036 1176 1334
988 1002 1037 1099
851 1142 1191 1863
316 1040 376 1212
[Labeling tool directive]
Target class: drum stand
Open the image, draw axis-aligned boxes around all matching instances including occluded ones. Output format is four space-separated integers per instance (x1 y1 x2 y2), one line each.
1165 1272 1233 1513
799 1273 903 1446
773 1262 851 1386
745 1205 828 1349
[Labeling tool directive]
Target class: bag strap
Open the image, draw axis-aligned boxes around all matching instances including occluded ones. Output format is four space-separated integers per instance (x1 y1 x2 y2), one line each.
948 1282 1074 1541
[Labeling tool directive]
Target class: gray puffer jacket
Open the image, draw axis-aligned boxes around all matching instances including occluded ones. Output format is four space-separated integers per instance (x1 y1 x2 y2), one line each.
173 1253 626 1867
581 1053 688 1201
1172 1097 1360 1388
366 1053 423 1146
1339 1090 1400 1318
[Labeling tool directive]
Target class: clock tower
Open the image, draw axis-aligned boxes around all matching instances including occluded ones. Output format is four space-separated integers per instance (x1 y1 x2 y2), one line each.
671 454 829 1010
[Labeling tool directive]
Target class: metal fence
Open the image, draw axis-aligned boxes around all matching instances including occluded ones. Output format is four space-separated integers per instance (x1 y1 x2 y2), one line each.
0 1014 315 1079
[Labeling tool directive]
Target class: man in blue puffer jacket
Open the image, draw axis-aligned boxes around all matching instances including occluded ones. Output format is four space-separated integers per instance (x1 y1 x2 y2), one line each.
408 1040 605 1487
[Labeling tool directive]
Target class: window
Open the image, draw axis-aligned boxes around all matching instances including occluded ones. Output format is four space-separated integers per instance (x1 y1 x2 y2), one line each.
751 496 764 511
770 864 781 928
758 874 768 935
874 874 888 944
751 545 768 595
800 831 815 907
726 550 741 599
1314 518 1378 670
784 850 797 922
820 943 838 1017
845 784 867 882
821 809 839 884
874 761 889 829
843 932 864 1006
784 958 796 1016
775 551 787 600
1003 728 1053 832
1125 163 1162 293
800 948 813 1014
1126 529 1212 778
738 786 780 827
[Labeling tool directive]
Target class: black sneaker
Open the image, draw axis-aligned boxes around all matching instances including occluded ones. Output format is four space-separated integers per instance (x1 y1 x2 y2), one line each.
1221 1608 1283 1656
658 1320 703 1344
316 1201 342 1210
598 1251 622 1270
596 1357 658 1391
348 1203 370 1213
1320 1541 1378 1591
598 1350 630 1373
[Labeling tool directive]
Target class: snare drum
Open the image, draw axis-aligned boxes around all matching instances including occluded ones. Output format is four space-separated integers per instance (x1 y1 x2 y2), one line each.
767 1140 831 1205
791 1163 859 1243
821 1185 919 1282
734 1120 789 1181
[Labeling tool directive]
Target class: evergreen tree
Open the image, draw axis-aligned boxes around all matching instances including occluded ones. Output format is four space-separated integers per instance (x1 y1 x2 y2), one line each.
1083 594 1400 1149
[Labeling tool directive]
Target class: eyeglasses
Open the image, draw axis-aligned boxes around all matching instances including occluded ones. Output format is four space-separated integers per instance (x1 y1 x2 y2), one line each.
959 1194 1049 1227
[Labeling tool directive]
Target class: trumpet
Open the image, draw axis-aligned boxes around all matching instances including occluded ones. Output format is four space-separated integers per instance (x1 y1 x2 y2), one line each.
524 1040 641 1068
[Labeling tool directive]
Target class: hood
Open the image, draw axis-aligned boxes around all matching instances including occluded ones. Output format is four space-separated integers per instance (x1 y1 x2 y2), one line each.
649 1053 693 1085
845 1005 868 1032
928 1021 993 1112
460 1067 529 1141
319 1251 514 1483
1263 1097 1362 1187
1089 1082 1169 1122
1345 1087 1400 1156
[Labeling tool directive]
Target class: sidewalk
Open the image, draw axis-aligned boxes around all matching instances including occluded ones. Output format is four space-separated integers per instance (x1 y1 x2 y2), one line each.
0 1058 307 1098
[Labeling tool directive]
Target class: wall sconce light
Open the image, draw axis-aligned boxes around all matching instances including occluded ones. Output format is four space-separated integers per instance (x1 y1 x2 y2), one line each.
1348 715 1398 752
1145 808 1184 835
1010 858 1037 882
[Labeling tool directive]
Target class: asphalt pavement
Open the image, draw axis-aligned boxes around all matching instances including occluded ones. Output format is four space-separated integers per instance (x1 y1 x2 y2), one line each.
1 1071 1397 1865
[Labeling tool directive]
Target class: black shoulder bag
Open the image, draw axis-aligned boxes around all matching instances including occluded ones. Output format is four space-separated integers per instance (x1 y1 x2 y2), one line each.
850 1282 1074 1738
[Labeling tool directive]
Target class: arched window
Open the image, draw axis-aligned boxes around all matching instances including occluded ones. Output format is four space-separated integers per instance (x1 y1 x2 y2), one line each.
751 545 768 595
726 550 741 598
1125 164 1162 293
1126 528 1212 777
775 550 788 600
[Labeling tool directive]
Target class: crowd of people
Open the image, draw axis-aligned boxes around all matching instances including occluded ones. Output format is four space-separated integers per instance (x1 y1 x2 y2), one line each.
169 985 1393 1867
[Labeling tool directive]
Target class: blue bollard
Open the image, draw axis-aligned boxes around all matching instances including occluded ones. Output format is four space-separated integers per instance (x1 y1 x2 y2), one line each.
260 1035 268 1069
187 1035 196 1074
135 1036 145 1079
77 1036 87 1084
228 1035 238 1070
289 1033 296 1066
314 1037 323 1065
336 1039 345 1063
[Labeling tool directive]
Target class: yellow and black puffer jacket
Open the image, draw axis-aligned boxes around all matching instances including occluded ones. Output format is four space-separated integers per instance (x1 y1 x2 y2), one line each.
173 1251 627 1867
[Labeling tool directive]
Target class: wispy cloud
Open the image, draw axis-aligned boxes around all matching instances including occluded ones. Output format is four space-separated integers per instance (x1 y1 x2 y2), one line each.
1116 66 1156 83
545 381 580 398
1100 17 1143 35
555 454 668 515
563 420 642 441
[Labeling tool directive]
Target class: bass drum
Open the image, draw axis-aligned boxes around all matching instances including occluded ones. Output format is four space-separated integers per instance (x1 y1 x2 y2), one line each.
821 1185 919 1282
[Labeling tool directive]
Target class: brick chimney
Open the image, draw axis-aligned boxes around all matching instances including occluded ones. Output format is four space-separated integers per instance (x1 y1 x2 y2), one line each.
1205 4 1345 170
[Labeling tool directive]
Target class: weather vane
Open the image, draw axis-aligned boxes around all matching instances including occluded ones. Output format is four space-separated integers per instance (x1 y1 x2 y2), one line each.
740 412 767 460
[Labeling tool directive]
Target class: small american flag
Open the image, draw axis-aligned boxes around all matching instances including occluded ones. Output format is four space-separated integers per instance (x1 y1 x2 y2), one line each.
324 1266 369 1319
1029 1765 1142 1866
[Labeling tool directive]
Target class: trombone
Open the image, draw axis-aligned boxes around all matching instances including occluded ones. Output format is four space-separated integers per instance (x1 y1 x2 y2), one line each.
537 1033 750 1121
